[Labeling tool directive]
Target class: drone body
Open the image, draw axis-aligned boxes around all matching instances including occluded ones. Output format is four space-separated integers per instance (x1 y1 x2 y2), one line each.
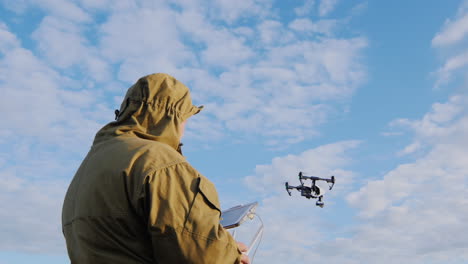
285 172 335 207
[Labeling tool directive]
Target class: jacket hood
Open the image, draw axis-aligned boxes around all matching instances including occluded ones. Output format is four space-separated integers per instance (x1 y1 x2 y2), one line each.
93 73 203 151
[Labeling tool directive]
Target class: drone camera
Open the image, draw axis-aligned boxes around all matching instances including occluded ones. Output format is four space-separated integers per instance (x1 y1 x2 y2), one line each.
316 200 324 207
311 185 322 196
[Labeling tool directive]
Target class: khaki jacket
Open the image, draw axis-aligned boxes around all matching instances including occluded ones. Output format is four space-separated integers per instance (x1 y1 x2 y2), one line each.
62 73 241 264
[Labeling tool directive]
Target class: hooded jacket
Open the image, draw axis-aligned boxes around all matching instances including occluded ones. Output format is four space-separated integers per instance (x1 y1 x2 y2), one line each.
62 73 241 264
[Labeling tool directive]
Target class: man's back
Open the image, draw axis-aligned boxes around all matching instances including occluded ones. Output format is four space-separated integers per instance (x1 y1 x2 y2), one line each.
62 136 179 263
62 73 242 264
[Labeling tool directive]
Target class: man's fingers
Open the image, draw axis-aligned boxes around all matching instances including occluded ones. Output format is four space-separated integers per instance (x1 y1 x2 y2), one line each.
240 253 250 264
237 241 250 263
237 241 248 253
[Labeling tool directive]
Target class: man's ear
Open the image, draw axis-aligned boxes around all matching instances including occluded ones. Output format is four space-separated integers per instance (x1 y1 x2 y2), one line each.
179 120 187 139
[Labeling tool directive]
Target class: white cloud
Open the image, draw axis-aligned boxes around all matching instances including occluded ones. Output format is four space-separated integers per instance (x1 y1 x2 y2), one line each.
0 23 20 53
99 5 194 82
294 0 315 16
202 38 254 69
77 0 112 10
432 3 468 88
183 112 226 142
289 18 338 36
0 136 85 254
32 16 112 82
0 49 63 137
77 0 368 145
257 20 295 46
37 0 91 22
169 0 271 24
1 0 29 13
0 156 72 253
434 49 468 87
381 131 404 137
440 49 468 73
319 205 468 263
0 25 110 153
32 17 86 68
343 96 468 262
0 24 109 252
0 64 103 252
209 0 270 24
178 30 367 143
432 13 468 47
390 96 467 145
397 141 421 156
154 5 366 144
289 18 315 32
341 152 468 263
3 0 91 22
349 2 368 17
318 0 339 17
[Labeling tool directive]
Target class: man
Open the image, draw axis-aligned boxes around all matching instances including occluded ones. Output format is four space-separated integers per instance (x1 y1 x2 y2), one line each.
62 73 249 263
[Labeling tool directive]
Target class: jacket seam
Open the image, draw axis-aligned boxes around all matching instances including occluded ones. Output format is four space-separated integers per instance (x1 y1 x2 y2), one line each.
175 226 237 250
136 160 191 205
127 98 190 119
145 159 188 176
63 214 131 227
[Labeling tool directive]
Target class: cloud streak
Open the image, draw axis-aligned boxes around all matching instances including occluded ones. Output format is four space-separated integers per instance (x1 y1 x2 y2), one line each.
432 11 468 47
432 2 468 88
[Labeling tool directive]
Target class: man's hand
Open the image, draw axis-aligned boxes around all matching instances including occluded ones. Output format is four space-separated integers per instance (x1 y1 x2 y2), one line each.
237 242 250 264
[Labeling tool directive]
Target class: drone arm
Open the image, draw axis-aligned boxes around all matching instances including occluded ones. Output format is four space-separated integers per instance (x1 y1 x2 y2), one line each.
300 174 326 181
300 174 336 190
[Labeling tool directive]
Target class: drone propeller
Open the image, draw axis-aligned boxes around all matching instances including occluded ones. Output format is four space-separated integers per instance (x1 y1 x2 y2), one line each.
298 172 304 185
285 182 292 196
328 176 335 190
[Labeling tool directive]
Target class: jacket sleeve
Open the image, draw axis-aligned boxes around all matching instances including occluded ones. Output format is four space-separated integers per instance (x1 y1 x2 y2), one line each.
141 162 242 264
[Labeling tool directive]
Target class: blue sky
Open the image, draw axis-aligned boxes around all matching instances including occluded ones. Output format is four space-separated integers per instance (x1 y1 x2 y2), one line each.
1 0 468 263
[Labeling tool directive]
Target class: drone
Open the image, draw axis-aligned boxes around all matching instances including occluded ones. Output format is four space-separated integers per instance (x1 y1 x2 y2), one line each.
285 172 335 207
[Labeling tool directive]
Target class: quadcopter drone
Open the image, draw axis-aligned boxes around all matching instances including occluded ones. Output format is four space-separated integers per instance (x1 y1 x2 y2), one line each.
285 172 335 207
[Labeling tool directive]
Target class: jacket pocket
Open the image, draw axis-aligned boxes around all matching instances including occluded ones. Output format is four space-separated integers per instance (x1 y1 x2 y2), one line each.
196 176 222 213
182 176 223 237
